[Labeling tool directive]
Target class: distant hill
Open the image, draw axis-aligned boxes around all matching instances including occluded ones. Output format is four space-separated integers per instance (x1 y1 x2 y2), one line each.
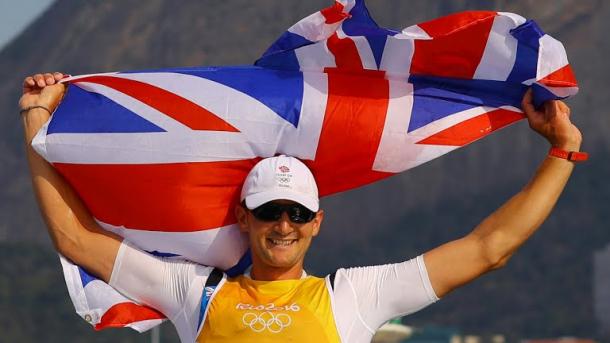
1 0 608 341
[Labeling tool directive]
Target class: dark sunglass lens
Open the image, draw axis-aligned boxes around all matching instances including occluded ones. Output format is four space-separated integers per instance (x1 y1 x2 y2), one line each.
288 205 315 223
251 203 283 221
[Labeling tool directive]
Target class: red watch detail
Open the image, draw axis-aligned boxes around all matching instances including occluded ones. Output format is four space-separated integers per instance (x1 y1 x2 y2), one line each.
548 147 589 162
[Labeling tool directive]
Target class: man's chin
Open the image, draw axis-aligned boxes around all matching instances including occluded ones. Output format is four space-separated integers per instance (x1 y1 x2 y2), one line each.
261 252 302 269
266 256 298 268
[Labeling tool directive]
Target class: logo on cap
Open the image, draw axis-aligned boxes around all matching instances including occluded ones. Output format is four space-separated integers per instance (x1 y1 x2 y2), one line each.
278 166 290 173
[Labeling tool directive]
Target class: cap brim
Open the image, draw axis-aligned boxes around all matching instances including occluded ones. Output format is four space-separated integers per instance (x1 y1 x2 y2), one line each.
245 190 319 212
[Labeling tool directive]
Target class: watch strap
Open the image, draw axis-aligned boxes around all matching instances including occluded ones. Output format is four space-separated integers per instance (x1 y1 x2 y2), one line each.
548 147 588 162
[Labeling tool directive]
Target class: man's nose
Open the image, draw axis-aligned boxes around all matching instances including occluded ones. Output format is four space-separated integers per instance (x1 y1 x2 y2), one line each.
274 212 293 235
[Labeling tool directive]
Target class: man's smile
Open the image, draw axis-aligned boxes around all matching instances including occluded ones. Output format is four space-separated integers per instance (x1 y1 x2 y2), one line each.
267 238 298 247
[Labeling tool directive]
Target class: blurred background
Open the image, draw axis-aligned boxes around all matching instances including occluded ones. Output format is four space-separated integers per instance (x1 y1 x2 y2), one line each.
0 1 608 342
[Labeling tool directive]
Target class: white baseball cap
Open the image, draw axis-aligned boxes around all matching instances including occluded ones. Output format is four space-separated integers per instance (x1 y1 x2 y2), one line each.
240 155 319 212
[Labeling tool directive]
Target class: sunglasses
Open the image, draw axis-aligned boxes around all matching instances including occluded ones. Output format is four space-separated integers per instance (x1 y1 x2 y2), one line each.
249 202 316 224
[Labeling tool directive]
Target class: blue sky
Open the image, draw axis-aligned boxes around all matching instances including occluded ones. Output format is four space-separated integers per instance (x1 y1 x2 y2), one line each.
0 0 54 50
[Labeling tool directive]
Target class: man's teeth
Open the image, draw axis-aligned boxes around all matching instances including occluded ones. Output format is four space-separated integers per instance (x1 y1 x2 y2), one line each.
270 239 295 246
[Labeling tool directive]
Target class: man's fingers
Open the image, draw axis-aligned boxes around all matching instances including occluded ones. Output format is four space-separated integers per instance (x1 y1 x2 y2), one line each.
23 76 36 88
22 77 35 94
44 73 56 84
558 101 571 117
32 74 43 87
521 89 538 118
545 100 571 122
542 101 554 121
24 72 64 91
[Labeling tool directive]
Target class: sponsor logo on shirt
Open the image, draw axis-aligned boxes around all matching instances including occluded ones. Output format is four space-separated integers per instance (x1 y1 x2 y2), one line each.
204 286 215 298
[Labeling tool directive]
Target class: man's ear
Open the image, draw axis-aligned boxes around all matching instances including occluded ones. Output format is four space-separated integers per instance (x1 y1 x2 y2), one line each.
311 209 324 237
235 204 249 233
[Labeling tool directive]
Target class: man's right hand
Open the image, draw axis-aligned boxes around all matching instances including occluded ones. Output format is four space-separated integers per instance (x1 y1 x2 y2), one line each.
19 72 67 113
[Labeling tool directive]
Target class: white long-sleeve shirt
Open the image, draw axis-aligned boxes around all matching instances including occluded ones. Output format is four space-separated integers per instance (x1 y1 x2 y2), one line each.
110 241 438 342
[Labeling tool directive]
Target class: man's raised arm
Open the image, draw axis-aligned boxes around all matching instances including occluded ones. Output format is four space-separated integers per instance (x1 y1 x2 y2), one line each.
20 73 122 283
424 90 583 298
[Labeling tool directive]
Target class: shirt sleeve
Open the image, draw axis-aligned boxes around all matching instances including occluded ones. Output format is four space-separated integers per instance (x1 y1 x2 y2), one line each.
338 255 439 330
109 240 213 320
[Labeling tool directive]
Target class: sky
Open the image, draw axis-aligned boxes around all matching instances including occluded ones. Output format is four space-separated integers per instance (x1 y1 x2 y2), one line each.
0 0 54 50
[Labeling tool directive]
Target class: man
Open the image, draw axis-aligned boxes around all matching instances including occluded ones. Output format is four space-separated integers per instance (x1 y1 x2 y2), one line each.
20 72 584 342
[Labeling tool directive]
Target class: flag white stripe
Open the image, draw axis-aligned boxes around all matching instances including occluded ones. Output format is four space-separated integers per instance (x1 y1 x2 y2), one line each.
408 105 521 140
280 72 328 159
380 33 415 79
537 85 579 98
374 80 434 172
39 131 258 164
125 319 165 333
401 25 432 40
295 41 337 72
537 34 569 80
497 12 527 26
473 14 521 81
98 220 248 269
60 71 119 83
338 0 356 13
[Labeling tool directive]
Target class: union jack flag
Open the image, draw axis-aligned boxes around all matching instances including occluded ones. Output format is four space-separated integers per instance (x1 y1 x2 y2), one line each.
33 0 577 332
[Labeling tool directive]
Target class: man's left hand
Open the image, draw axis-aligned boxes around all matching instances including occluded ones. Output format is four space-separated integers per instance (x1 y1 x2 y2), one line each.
521 89 582 151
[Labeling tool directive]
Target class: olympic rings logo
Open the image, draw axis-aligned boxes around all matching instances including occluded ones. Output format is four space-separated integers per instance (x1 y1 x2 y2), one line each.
242 311 292 333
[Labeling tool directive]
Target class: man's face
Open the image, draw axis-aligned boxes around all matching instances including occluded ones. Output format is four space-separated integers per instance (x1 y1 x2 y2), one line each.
236 200 323 273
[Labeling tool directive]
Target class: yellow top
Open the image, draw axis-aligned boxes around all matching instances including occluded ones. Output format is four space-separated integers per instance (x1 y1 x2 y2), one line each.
197 275 341 342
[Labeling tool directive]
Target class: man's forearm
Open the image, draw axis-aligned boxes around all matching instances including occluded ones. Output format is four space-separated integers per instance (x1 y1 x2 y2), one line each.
471 154 575 267
23 108 120 282
424 94 583 298
24 108 83 253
